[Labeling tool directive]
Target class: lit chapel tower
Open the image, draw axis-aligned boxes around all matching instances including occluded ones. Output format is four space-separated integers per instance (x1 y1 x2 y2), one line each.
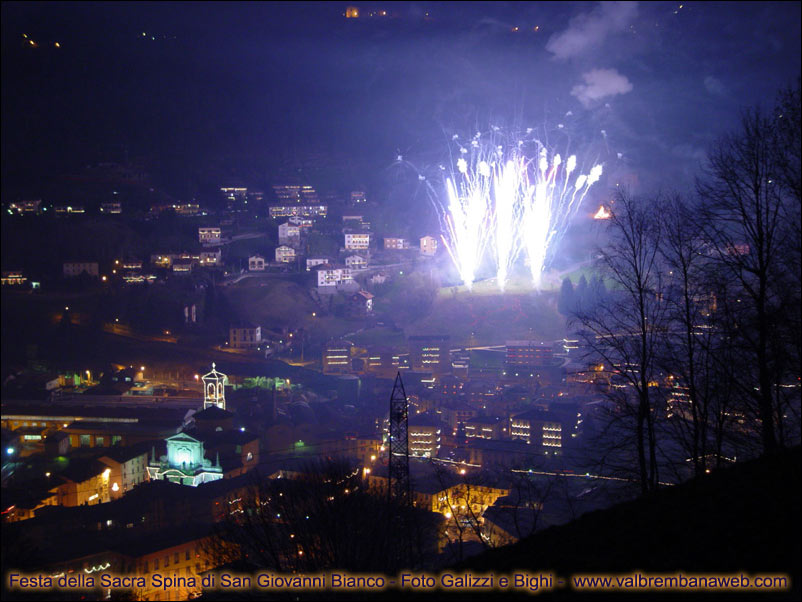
202 363 227 410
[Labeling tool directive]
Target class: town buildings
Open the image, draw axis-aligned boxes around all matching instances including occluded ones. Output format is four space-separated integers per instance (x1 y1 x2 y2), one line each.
63 261 99 278
420 235 438 256
229 323 262 350
409 335 451 374
345 232 371 251
248 255 266 271
275 245 296 263
198 227 222 246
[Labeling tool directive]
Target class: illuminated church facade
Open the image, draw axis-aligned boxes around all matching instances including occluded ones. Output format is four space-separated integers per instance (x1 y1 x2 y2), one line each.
146 432 223 486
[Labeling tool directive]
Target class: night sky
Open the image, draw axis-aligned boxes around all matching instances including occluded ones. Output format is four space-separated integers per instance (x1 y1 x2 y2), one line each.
2 1 800 198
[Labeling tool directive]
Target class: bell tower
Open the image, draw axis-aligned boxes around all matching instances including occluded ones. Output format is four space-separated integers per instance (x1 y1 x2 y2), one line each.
202 363 227 410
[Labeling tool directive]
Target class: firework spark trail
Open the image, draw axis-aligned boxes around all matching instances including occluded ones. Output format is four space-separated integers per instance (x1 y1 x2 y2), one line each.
432 129 604 291
441 156 493 289
523 154 603 288
493 158 525 291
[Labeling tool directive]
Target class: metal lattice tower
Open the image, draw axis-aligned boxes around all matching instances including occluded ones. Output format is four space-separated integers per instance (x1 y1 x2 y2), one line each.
388 372 410 505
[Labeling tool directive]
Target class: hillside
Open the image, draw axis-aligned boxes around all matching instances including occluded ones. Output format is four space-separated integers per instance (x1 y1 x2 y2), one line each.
454 446 801 599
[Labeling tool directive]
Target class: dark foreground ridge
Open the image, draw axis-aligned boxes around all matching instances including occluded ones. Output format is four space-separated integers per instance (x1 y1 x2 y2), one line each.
451 445 801 600
198 447 800 601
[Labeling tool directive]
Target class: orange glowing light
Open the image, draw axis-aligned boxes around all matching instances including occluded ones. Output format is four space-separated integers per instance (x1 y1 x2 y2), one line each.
593 205 612 220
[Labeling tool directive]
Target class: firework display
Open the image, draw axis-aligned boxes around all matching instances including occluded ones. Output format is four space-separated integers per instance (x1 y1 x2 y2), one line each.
436 131 603 290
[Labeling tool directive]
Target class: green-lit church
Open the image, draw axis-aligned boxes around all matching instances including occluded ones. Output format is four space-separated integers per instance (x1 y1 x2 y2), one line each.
146 364 227 486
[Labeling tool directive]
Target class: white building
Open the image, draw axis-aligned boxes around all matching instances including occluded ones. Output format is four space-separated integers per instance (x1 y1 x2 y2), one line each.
172 260 193 273
97 448 149 500
384 237 408 250
220 187 247 199
199 227 222 246
275 245 296 263
278 221 301 245
420 235 438 256
345 232 371 250
317 267 353 288
200 249 222 266
306 257 330 271
8 199 42 214
409 422 442 458
63 262 99 278
229 323 262 350
289 216 314 228
249 255 266 271
345 255 368 270
269 205 327 219
100 202 122 214
369 272 388 285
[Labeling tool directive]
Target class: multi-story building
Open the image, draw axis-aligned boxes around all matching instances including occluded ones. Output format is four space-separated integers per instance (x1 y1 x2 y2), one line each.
384 237 409 250
8 199 42 214
364 347 403 377
317 267 353 288
46 448 151 508
278 221 301 245
150 254 172 268
54 205 85 215
349 290 374 316
409 335 451 374
342 215 365 226
365 468 509 524
509 409 563 450
1 271 27 286
100 201 122 214
289 215 314 228
506 341 554 366
129 531 227 601
229 323 262 350
440 402 479 434
172 260 193 273
120 259 143 270
47 460 115 507
408 414 443 458
174 202 201 216
98 446 150 499
269 204 328 219
420 235 438 256
198 227 222 246
323 342 352 374
306 257 329 271
63 261 99 278
272 184 320 204
464 416 503 440
345 255 367 270
220 186 247 200
275 245 296 263
345 232 371 250
249 255 266 271
199 249 221 266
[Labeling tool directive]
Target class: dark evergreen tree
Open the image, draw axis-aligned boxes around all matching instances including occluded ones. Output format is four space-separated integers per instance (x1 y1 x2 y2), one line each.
575 274 589 312
558 277 575 315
